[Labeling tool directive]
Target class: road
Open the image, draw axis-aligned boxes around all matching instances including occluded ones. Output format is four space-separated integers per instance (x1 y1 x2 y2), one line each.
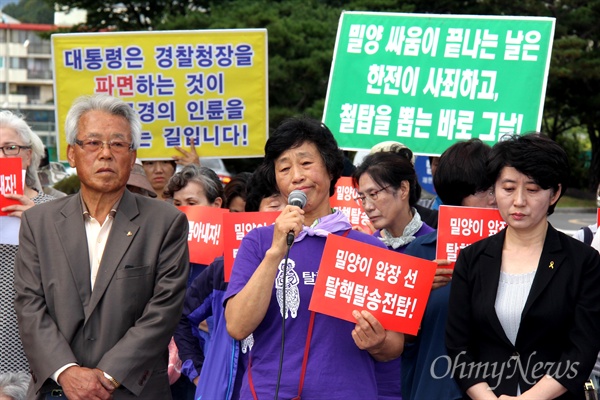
548 210 597 236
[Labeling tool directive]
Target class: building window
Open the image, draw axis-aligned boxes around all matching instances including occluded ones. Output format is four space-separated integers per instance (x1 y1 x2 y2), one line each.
16 85 40 100
9 29 29 44
27 34 51 54
27 58 52 79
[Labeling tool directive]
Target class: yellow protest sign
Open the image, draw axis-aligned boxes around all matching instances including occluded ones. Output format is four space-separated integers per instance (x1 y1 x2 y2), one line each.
52 29 268 161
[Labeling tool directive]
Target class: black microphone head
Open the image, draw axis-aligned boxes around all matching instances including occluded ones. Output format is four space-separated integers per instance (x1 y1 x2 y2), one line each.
288 190 307 209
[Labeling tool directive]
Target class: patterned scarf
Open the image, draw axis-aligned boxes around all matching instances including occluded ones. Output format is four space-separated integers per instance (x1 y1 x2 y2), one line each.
379 208 423 249
294 210 352 242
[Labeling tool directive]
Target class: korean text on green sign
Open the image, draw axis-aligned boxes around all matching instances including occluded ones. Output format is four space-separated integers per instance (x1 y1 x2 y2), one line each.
323 12 555 155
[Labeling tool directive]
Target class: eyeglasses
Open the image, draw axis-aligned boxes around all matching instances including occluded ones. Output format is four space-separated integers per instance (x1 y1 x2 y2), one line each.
1 145 31 156
354 185 391 205
75 139 133 154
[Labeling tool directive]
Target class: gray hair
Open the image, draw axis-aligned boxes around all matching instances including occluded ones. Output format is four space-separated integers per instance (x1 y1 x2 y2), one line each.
64 94 142 149
0 372 30 400
0 110 44 191
164 164 224 204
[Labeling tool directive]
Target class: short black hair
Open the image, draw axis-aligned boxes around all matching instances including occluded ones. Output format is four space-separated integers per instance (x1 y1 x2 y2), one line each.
263 116 344 197
434 139 493 206
224 172 252 209
487 133 570 216
352 150 418 207
245 163 279 212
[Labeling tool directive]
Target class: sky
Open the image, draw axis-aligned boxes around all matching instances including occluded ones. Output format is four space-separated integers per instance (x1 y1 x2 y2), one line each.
0 0 18 11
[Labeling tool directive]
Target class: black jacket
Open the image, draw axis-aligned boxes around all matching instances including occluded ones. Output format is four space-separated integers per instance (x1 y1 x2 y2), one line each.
446 224 600 399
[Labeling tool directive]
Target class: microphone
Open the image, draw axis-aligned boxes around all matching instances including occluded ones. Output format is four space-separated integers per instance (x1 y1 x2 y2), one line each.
288 190 307 208
286 190 307 246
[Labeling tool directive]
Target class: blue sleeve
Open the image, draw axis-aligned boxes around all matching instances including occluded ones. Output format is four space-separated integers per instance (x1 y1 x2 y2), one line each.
174 258 223 380
404 231 437 261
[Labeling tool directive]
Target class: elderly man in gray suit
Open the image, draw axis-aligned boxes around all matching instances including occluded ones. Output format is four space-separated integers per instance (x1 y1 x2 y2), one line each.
14 94 190 399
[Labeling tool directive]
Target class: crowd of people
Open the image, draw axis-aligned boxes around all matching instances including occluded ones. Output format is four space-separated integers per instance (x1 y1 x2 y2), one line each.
1 93 600 400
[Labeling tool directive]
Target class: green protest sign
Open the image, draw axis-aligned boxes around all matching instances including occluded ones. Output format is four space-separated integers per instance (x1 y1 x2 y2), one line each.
323 12 555 155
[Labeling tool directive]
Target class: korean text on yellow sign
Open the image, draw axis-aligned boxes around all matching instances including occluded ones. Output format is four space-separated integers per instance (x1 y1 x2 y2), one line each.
52 29 268 161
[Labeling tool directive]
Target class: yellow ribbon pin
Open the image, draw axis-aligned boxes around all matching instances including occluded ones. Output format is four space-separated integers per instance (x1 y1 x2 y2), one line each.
549 261 554 269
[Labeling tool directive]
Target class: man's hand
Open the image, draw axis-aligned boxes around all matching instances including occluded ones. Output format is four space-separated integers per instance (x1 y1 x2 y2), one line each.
172 142 200 166
57 366 115 400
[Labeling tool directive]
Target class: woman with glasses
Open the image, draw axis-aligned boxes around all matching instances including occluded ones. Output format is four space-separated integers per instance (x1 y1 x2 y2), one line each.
351 147 434 399
0 110 54 374
401 138 495 400
352 147 435 255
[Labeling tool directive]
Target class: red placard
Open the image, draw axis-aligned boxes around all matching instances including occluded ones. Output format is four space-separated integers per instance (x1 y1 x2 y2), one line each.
436 205 506 265
178 205 229 265
596 208 599 229
223 211 280 282
309 234 436 335
0 158 24 216
330 176 372 234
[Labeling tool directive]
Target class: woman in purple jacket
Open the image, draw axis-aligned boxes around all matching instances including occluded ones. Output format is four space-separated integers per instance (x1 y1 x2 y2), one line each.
224 117 404 399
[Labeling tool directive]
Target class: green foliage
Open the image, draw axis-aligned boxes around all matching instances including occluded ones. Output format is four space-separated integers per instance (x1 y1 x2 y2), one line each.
51 0 212 31
555 195 596 208
157 0 342 130
53 174 80 195
2 0 54 24
555 132 589 189
47 0 600 189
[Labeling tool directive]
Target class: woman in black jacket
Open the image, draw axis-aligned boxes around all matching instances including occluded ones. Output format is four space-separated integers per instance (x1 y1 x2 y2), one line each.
446 133 600 399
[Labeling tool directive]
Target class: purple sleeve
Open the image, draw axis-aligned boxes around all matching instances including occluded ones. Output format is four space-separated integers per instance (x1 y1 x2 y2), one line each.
180 359 199 382
223 226 273 305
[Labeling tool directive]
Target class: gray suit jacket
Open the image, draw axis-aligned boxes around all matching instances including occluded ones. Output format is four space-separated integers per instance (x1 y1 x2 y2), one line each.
14 190 190 399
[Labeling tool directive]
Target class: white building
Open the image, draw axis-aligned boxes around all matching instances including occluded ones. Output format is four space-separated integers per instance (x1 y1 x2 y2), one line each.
1 12 56 157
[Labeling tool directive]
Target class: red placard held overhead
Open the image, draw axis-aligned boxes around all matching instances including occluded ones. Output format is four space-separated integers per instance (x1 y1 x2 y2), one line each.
309 234 436 335
0 158 24 216
223 211 280 282
178 205 229 265
330 176 372 234
436 205 506 266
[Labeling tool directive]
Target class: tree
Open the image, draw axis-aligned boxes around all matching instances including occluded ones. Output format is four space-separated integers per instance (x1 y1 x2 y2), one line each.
48 0 211 31
47 0 600 189
342 0 600 190
3 0 53 24
158 0 342 128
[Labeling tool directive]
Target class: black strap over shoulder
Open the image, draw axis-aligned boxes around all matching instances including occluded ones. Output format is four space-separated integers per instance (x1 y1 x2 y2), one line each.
582 226 594 245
